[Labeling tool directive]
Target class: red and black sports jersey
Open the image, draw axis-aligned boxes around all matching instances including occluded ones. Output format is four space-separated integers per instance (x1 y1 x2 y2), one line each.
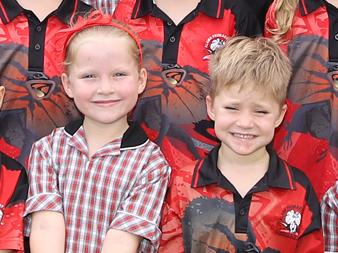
0 151 28 251
159 146 324 253
114 0 261 171
265 0 338 199
0 0 92 165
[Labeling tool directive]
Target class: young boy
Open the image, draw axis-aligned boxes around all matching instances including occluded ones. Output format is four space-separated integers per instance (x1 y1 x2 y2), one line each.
0 84 28 252
24 13 170 253
159 36 324 253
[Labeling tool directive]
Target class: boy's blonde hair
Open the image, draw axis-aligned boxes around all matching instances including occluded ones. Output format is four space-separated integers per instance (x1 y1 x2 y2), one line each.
208 36 291 106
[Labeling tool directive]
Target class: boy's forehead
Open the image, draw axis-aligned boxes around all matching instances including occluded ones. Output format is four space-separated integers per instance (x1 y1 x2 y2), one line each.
217 82 279 103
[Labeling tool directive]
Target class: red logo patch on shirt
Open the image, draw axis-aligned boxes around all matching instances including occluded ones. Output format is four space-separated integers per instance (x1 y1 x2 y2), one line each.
203 34 227 60
278 206 302 239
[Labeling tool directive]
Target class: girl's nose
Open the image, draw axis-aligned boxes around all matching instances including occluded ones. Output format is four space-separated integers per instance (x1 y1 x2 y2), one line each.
97 77 114 94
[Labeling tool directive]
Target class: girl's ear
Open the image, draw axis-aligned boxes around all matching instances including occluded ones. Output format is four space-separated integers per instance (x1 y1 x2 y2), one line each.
138 67 147 94
61 73 74 98
206 95 215 121
0 85 5 108
275 103 287 128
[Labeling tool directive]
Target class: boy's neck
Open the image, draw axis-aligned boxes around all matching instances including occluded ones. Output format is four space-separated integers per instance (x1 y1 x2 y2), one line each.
155 0 201 25
83 118 129 158
217 145 270 198
16 0 63 21
326 0 338 8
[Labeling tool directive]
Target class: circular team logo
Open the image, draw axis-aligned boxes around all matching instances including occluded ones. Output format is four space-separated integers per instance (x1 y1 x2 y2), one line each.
278 206 302 238
204 33 228 55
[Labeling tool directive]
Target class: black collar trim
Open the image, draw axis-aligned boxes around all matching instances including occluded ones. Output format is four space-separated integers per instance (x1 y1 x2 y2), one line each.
0 0 92 24
64 119 149 149
191 145 295 190
0 151 24 171
132 0 225 19
299 0 324 16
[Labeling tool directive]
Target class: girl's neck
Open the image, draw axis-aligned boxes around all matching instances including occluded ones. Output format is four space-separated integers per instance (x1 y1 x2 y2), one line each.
155 0 200 25
16 0 63 21
83 118 129 158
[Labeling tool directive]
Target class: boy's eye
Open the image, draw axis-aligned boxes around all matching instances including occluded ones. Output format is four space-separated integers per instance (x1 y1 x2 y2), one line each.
225 106 238 110
256 110 268 114
114 72 127 77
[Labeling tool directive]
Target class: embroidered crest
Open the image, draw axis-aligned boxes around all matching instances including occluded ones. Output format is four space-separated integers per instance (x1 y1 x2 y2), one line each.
279 206 302 238
203 34 227 60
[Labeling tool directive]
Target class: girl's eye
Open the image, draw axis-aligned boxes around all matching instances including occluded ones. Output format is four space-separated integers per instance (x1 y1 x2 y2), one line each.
81 74 95 79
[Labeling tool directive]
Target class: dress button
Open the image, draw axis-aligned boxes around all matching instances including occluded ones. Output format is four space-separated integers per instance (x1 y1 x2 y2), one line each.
239 209 246 216
169 36 176 43
334 33 338 41
34 43 41 50
36 25 42 32
167 21 173 26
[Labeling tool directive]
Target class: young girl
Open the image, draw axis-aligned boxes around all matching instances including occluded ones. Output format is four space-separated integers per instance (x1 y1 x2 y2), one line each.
24 12 171 253
264 0 338 200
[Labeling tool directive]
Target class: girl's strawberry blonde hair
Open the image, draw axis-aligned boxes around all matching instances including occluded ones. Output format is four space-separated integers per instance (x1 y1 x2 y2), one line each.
57 10 143 72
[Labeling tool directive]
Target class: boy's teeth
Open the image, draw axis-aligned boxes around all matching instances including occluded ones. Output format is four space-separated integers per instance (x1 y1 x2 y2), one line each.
233 133 254 139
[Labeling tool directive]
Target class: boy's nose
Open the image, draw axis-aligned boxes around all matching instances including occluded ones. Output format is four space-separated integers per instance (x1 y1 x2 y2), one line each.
235 112 254 128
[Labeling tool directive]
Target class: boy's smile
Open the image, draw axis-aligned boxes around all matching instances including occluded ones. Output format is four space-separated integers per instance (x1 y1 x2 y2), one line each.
207 83 286 158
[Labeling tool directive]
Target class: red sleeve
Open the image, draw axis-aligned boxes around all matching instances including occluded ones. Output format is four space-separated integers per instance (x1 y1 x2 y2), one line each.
159 164 197 253
159 190 185 253
295 229 324 253
295 176 325 252
0 203 25 251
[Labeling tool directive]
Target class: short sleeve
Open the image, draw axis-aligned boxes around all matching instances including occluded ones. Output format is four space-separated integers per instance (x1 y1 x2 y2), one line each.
295 173 324 252
232 0 263 36
110 145 171 252
0 203 25 250
159 164 196 253
321 182 338 253
24 135 63 235
158 195 185 253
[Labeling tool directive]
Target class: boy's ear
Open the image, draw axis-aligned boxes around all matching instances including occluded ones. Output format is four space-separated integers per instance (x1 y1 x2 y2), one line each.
275 103 287 128
138 68 147 94
61 73 74 98
0 86 5 108
206 95 215 121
